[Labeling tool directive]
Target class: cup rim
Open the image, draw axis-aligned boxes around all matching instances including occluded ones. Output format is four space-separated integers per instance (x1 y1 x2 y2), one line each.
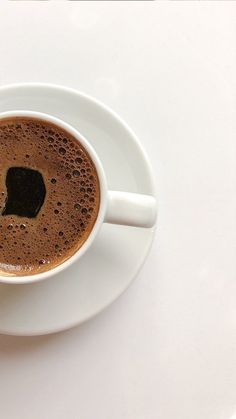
0 110 108 284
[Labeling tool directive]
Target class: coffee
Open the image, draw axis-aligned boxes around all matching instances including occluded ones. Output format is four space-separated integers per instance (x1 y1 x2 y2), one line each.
0 117 100 276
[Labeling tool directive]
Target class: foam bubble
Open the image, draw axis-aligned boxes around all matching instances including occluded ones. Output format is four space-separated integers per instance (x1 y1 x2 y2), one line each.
75 157 82 164
59 147 66 155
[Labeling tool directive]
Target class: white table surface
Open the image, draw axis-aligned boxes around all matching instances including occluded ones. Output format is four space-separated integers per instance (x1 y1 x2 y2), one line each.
0 2 236 419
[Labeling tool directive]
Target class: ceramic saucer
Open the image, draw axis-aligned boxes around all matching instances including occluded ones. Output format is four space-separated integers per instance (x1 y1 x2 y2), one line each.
0 83 156 335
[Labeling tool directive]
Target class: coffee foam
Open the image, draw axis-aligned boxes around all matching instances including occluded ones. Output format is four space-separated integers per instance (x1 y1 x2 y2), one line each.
0 117 100 276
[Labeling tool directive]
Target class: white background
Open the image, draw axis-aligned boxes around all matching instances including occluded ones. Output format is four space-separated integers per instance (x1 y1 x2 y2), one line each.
0 2 236 419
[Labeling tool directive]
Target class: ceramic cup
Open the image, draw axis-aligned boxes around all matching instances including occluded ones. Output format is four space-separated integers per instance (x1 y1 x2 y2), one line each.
0 110 157 284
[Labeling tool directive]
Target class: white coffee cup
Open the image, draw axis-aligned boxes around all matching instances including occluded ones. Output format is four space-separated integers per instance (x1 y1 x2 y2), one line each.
0 110 157 284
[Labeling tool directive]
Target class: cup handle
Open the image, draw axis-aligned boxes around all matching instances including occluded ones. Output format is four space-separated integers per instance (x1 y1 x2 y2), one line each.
104 191 157 228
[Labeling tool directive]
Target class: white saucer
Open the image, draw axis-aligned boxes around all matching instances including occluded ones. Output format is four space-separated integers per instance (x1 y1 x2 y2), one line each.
0 83 156 336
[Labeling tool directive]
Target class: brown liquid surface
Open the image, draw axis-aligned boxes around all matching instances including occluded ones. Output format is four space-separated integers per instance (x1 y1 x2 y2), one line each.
0 117 100 276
